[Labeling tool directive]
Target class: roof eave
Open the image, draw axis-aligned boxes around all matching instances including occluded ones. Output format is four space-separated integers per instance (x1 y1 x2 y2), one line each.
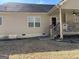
0 11 48 14
48 0 67 14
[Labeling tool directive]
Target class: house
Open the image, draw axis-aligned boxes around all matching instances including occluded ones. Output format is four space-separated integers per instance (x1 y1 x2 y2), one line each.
49 0 79 40
0 0 78 39
0 2 54 39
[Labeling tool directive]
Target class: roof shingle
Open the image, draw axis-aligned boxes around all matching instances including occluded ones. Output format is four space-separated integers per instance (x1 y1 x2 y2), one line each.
0 3 54 12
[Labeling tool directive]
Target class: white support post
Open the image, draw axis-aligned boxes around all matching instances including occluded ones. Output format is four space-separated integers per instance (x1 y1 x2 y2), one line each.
49 16 53 38
59 8 63 39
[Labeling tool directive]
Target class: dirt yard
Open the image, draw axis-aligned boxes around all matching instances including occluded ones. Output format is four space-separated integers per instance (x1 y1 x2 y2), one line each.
0 38 79 59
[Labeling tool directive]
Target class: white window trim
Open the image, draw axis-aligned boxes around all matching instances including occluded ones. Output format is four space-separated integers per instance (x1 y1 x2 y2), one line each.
27 16 41 28
0 16 3 26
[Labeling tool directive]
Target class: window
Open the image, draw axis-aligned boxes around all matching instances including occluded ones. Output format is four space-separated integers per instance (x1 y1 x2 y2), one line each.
27 16 40 28
0 16 3 25
28 16 34 27
35 17 40 27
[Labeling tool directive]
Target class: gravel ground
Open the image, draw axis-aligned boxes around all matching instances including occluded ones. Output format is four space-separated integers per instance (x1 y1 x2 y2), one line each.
0 38 79 59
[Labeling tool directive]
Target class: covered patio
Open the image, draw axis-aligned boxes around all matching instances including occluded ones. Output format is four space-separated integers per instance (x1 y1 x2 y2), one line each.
49 8 79 40
62 9 79 35
49 0 79 40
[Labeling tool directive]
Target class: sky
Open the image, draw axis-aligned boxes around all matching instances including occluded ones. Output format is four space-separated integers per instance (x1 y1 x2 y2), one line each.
0 0 61 5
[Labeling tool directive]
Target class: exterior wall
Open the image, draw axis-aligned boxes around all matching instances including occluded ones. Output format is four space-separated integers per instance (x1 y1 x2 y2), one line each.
52 10 79 32
50 13 60 25
49 12 60 38
50 9 79 33
0 12 50 37
61 0 79 9
51 10 76 25
65 12 74 24
65 12 79 32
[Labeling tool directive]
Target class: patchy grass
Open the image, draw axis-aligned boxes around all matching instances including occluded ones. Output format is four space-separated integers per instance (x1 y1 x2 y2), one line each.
0 39 79 59
9 50 79 59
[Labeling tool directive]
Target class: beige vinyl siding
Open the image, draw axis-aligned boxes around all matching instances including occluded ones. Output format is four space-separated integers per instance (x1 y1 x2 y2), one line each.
65 12 79 31
54 11 79 32
65 12 74 24
0 12 50 37
61 0 79 9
